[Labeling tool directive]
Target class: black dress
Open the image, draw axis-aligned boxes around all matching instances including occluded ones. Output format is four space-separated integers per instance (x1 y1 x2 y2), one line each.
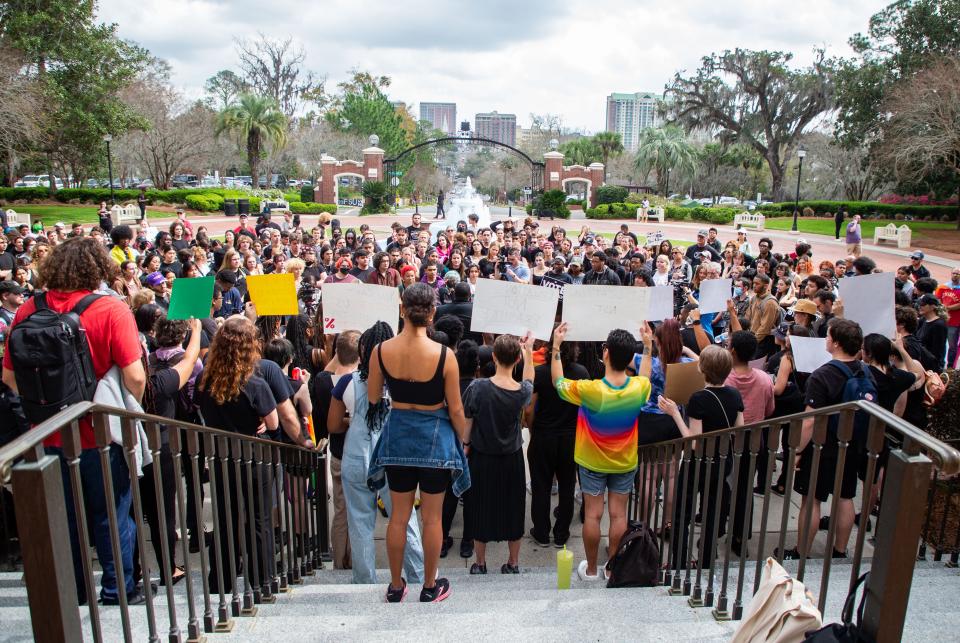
462 378 533 543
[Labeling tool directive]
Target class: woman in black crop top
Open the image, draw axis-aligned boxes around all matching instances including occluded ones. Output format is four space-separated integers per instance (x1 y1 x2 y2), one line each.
366 283 469 604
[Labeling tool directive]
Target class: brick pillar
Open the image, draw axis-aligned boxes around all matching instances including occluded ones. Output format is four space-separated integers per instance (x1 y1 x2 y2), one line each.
544 151 564 191
588 162 605 208
317 155 337 204
363 147 384 183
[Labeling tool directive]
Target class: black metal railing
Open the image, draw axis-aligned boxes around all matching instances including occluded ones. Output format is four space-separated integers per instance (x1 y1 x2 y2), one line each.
629 400 960 643
0 402 329 643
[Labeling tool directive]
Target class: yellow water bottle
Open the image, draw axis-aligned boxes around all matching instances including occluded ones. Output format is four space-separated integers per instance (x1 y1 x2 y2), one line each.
557 545 573 589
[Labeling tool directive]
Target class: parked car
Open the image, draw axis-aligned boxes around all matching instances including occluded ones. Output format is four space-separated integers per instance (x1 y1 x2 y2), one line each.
234 175 252 186
199 176 220 188
258 174 288 189
15 175 41 187
717 196 741 206
135 179 154 189
172 174 199 188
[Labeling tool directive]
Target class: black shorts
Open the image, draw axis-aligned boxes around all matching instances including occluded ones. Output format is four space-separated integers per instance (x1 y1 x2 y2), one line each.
385 465 450 495
793 444 859 503
856 439 891 484
638 412 682 446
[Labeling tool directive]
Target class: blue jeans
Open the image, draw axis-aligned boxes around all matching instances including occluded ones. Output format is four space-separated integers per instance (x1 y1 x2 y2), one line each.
342 449 424 585
579 466 637 496
49 445 136 603
947 325 959 370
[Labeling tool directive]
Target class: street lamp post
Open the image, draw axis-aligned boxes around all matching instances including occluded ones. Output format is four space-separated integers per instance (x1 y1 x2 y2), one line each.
665 167 671 197
103 134 115 205
791 148 806 233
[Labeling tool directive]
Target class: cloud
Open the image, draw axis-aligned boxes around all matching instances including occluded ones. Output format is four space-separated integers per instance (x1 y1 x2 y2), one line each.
98 0 889 133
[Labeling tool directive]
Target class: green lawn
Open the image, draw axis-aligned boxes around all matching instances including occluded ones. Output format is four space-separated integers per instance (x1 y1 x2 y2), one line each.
3 204 100 225
761 217 954 238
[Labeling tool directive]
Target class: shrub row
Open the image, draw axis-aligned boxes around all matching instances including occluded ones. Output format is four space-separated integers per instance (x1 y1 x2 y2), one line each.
585 202 739 225
757 200 958 220
289 202 337 214
0 186 287 208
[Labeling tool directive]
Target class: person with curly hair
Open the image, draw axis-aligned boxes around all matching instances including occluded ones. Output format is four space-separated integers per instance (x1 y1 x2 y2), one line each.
367 283 469 603
2 236 146 605
196 316 279 594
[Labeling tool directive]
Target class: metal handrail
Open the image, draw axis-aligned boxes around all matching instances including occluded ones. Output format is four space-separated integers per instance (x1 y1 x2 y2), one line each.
0 401 323 483
637 399 960 476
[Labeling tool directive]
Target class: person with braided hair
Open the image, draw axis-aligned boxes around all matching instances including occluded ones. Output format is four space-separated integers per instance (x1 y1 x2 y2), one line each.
328 321 425 586
366 283 470 603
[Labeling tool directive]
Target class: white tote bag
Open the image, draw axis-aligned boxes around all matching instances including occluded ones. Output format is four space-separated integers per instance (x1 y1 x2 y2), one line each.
732 557 823 643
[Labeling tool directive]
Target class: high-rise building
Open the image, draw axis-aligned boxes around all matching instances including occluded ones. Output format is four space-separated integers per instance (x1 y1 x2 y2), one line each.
419 102 457 135
475 111 517 146
605 92 662 151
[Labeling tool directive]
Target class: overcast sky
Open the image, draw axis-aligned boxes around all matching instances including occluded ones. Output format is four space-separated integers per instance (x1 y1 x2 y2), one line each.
100 0 889 133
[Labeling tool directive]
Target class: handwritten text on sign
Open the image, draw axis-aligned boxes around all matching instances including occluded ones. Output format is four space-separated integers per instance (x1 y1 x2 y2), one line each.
561 284 651 341
321 283 400 334
471 278 559 340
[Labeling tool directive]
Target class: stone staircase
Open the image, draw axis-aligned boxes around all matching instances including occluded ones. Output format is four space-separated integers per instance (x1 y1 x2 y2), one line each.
3 560 959 641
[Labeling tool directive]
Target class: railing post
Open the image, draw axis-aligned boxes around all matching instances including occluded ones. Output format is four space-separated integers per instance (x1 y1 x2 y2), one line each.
862 449 933 643
11 454 83 643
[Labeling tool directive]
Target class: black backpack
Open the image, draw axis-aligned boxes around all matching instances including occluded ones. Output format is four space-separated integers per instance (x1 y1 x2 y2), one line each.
606 520 660 588
8 292 103 424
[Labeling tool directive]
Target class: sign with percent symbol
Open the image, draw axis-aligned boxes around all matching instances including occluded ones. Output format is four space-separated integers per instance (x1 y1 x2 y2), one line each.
321 282 400 334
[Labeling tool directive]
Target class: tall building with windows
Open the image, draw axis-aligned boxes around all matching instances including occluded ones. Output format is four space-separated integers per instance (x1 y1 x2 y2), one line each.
474 111 517 146
419 102 457 135
605 92 662 151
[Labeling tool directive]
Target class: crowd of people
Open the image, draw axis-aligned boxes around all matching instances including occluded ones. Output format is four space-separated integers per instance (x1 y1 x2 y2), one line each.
0 204 957 605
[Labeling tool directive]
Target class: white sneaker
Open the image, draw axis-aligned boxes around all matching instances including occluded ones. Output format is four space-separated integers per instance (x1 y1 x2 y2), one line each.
602 562 611 580
577 559 601 582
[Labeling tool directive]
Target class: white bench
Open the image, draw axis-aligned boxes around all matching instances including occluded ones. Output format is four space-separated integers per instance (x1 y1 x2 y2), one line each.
4 209 30 227
636 206 664 223
873 223 912 249
734 212 765 230
110 203 140 226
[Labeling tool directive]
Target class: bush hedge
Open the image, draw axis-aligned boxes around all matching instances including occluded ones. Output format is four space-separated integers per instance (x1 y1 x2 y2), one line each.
299 185 315 203
586 202 739 225
596 185 628 205
758 200 958 220
289 202 337 214
184 193 224 212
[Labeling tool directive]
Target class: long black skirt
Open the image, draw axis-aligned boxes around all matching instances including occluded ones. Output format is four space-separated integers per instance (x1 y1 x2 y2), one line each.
464 448 525 543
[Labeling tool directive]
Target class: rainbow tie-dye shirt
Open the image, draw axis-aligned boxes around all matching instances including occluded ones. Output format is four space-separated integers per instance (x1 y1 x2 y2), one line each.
555 376 651 474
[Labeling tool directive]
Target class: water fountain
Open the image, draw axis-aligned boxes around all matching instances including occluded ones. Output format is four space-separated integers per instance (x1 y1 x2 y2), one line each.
429 176 492 238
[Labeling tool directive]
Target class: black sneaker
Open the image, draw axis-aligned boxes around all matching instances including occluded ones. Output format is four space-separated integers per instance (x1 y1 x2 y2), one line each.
100 582 155 606
500 563 520 574
832 548 848 559
553 538 568 548
775 547 803 560
819 516 831 531
469 562 487 575
385 578 407 603
528 529 550 547
459 539 474 559
440 536 453 558
855 513 872 532
420 577 451 603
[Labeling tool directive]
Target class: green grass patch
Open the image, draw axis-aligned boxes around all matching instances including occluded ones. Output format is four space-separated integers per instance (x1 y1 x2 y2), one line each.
761 217 953 238
4 204 100 225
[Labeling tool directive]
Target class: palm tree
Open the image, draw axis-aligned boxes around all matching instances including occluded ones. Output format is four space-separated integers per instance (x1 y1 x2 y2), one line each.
593 131 624 180
216 94 287 189
498 156 517 201
634 126 697 196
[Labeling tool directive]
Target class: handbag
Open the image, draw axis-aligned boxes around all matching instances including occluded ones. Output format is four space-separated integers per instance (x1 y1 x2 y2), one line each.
732 557 822 643
803 572 874 642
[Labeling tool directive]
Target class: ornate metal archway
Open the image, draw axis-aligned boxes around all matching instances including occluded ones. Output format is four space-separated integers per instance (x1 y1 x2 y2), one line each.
382 136 545 203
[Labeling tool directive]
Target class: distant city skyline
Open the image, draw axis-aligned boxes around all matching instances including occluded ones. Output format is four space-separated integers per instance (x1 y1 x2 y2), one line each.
99 0 890 133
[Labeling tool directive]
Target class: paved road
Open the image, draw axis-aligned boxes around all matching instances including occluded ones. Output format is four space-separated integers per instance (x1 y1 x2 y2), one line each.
151 206 958 281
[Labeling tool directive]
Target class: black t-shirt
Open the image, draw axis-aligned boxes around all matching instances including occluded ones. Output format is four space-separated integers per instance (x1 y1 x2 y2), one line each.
902 338 930 428
149 366 182 423
462 378 533 455
917 317 948 371
686 386 743 433
532 362 590 436
257 359 292 406
866 365 914 413
159 261 182 278
0 252 15 275
196 375 277 437
171 238 189 252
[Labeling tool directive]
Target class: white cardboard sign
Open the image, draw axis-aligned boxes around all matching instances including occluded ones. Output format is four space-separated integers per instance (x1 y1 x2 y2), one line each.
321 283 400 334
790 336 833 373
561 284 651 341
838 272 896 338
648 285 675 322
471 278 559 340
698 278 732 314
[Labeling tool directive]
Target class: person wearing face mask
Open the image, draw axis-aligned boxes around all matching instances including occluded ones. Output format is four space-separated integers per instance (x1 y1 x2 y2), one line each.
325 257 359 284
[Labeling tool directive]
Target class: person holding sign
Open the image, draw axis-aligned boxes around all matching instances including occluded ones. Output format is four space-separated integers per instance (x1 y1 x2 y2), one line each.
658 345 745 568
366 283 469 604
551 321 653 582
